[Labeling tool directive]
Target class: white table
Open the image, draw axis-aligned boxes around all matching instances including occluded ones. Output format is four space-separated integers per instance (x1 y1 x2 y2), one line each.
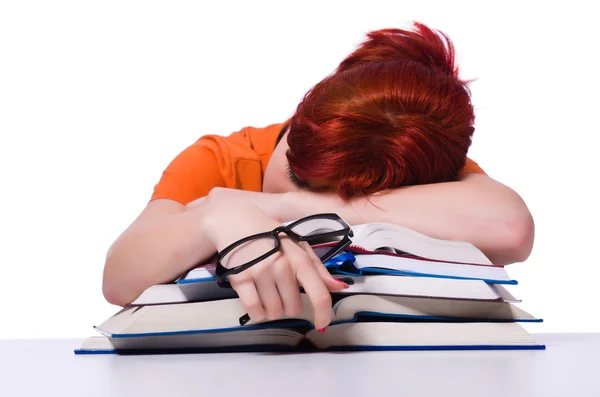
1 333 598 396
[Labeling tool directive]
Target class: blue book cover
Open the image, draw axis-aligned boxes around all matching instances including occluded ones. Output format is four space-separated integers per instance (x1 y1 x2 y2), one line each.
322 252 518 285
177 251 517 285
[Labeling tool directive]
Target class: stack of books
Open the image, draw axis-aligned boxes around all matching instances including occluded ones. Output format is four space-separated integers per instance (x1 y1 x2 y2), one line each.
76 222 545 354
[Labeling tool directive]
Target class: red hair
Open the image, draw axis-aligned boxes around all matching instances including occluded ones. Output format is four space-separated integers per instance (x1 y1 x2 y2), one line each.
286 22 475 199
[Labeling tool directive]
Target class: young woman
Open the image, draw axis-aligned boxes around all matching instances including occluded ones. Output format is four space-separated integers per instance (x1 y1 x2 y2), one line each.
103 22 534 331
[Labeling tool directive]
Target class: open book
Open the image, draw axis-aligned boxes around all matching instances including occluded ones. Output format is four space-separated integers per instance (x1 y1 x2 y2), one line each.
347 223 493 265
77 293 542 354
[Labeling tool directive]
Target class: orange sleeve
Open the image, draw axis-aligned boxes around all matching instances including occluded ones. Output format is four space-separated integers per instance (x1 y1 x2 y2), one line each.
459 157 486 175
150 138 227 205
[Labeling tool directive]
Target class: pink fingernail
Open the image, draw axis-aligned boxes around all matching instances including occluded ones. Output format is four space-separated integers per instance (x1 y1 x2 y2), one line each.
318 327 326 333
336 279 350 289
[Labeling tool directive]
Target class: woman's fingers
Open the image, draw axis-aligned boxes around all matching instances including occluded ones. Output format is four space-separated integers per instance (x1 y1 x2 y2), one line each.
300 242 348 292
229 276 265 323
287 248 333 330
272 256 303 317
230 239 343 329
253 267 285 321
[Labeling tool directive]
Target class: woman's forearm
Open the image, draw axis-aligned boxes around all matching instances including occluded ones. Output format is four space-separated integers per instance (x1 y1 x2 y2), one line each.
103 200 218 306
279 174 534 265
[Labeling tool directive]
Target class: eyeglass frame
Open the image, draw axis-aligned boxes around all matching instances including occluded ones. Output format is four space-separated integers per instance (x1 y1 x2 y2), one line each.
215 213 354 288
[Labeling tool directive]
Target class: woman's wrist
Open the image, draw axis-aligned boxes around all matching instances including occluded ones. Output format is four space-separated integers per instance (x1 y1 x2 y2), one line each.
186 187 359 226
201 187 288 223
278 191 359 224
186 195 219 247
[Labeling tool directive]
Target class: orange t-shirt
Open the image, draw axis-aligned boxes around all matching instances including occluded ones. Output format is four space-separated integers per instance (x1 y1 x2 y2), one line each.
151 121 485 205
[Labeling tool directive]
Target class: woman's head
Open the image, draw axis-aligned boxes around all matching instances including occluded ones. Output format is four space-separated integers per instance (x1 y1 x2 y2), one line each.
267 22 475 198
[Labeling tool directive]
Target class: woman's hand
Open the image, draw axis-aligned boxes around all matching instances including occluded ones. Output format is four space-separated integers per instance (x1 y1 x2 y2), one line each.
202 197 348 330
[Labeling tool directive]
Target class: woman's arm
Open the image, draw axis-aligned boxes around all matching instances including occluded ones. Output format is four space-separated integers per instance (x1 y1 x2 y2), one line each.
102 199 218 306
280 174 535 265
203 174 534 266
103 195 344 328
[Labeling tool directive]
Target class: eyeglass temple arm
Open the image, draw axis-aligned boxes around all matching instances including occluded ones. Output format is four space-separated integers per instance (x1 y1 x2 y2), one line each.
318 236 352 263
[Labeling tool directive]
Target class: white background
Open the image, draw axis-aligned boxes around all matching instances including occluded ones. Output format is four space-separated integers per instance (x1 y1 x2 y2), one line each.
0 1 598 339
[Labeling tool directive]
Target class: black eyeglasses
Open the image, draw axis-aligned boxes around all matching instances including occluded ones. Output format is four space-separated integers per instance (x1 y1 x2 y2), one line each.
215 213 353 289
